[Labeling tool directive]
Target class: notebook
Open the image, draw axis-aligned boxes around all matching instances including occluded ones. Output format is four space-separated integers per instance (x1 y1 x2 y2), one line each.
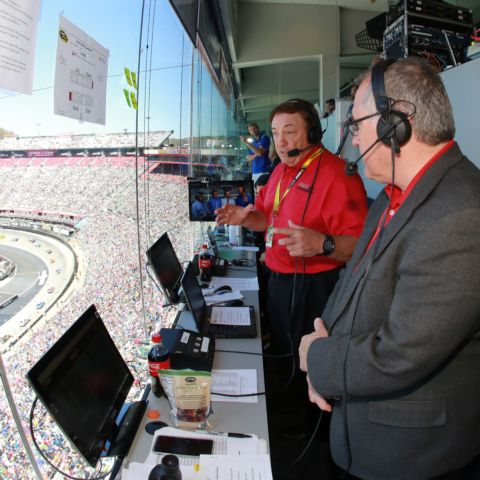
181 262 257 339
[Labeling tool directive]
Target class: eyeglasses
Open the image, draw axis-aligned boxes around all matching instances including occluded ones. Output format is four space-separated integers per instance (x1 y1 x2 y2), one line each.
347 112 380 136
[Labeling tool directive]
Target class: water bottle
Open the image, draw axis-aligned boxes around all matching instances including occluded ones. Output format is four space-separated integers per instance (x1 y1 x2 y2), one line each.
147 333 170 397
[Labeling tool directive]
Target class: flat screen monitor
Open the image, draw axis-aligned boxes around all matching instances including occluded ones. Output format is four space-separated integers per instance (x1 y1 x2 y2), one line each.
188 179 254 222
146 232 184 303
26 305 133 467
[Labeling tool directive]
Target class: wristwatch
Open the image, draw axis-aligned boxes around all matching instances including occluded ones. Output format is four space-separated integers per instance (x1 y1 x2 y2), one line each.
322 234 335 256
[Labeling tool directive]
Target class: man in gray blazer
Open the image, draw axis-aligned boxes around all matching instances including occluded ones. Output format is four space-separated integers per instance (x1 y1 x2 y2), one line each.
299 57 480 480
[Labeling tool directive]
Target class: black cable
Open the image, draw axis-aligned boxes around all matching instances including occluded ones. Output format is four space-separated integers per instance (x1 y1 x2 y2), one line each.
339 137 397 477
214 348 291 358
211 391 265 397
284 411 324 471
29 396 114 480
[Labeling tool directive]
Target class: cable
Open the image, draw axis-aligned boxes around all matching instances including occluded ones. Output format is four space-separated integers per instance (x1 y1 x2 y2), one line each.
29 397 113 480
283 411 324 472
339 136 397 476
214 348 291 358
211 391 265 397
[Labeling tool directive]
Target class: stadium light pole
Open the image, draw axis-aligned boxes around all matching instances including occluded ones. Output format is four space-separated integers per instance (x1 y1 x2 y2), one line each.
0 352 43 479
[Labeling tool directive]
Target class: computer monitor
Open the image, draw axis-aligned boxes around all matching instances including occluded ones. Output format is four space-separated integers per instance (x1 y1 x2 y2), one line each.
188 179 255 222
146 232 184 303
27 305 134 467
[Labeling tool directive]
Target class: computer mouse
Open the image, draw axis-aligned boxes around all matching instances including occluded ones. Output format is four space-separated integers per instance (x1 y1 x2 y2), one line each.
200 283 210 289
214 285 233 294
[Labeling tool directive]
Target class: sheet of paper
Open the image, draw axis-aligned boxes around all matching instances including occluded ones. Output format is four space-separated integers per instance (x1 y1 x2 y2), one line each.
198 454 273 480
208 276 259 291
210 307 250 326
211 369 258 403
0 0 40 94
54 16 109 125
205 291 243 305
144 427 261 467
122 462 197 480
232 246 259 252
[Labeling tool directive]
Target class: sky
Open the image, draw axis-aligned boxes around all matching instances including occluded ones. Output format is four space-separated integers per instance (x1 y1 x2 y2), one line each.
0 0 194 138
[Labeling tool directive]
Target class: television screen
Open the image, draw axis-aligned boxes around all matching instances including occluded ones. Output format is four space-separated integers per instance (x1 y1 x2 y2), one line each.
27 305 133 467
146 232 184 303
188 179 254 222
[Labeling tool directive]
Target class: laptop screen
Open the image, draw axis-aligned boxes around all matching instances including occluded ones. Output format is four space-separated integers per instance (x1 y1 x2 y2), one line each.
206 226 219 257
146 232 183 303
181 262 207 330
27 305 133 467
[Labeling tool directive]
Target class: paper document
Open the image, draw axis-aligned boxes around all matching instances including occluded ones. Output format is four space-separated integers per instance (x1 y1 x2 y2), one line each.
210 307 250 326
145 427 262 468
205 291 243 305
122 462 197 480
232 246 259 252
211 369 258 403
198 454 273 480
209 276 259 291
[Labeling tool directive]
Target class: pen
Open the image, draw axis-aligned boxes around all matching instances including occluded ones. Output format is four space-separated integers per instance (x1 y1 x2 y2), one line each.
195 430 252 438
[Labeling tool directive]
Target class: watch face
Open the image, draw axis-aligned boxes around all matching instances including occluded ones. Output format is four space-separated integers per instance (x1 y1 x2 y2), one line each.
323 236 335 255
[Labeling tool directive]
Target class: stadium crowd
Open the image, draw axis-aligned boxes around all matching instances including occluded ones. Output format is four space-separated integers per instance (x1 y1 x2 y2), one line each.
0 158 193 478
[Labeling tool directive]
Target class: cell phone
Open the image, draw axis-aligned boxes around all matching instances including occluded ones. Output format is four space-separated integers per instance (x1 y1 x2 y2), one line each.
153 435 214 457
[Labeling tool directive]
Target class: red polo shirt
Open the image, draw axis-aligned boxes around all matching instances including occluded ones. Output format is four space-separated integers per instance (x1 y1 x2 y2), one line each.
255 147 368 274
365 140 455 251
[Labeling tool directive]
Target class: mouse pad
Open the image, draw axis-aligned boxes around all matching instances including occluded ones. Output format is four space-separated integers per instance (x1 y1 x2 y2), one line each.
145 421 168 435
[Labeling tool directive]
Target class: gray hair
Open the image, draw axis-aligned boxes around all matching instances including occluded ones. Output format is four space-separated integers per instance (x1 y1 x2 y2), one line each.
360 57 455 145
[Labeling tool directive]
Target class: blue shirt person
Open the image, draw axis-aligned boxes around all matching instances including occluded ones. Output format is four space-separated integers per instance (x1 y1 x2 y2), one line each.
191 192 210 220
235 185 253 207
207 190 222 214
240 123 271 183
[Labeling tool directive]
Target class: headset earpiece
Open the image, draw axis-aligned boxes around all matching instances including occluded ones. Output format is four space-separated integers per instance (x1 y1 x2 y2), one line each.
285 98 323 144
371 60 412 149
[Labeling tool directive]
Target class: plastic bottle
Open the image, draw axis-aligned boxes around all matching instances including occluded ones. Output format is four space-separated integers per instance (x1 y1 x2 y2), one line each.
147 333 170 398
198 243 212 282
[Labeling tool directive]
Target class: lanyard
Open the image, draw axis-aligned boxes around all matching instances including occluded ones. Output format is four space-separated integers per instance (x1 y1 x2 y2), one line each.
272 147 323 217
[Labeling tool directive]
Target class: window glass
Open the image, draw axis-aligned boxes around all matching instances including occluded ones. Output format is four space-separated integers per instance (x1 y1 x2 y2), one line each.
0 0 241 477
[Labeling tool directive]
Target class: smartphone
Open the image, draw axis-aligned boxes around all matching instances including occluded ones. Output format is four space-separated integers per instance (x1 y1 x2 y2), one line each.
153 435 214 456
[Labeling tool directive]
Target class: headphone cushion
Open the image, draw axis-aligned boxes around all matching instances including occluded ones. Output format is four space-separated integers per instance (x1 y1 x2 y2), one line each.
308 124 322 144
377 110 412 147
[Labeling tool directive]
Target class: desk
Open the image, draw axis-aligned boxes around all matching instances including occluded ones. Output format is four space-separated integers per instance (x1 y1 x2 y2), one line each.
116 248 269 476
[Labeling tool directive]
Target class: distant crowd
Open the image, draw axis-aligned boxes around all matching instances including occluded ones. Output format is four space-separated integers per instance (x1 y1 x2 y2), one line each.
0 161 192 479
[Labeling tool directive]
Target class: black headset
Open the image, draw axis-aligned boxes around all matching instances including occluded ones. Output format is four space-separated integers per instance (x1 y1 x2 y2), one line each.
371 59 412 152
284 98 323 144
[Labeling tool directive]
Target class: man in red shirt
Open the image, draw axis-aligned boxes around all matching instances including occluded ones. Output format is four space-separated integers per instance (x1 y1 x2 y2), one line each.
216 99 368 427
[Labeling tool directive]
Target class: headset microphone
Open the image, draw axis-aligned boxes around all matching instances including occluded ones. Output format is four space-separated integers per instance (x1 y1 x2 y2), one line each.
287 148 305 157
344 123 399 176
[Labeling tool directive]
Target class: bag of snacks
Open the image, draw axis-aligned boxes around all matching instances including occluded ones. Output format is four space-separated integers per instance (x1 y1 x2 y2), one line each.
159 369 212 429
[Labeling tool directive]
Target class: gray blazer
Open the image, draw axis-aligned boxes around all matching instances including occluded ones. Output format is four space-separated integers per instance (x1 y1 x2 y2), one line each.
307 143 480 480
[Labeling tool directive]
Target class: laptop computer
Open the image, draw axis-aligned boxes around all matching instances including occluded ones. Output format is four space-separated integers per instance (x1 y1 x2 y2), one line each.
146 232 184 304
206 226 228 276
181 262 257 339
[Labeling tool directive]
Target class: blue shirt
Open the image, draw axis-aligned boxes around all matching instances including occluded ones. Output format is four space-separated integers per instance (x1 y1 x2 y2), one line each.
249 133 271 174
236 192 253 207
207 197 222 213
191 200 210 220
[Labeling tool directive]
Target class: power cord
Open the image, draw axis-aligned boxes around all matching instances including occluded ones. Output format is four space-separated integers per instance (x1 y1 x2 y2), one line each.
29 396 114 480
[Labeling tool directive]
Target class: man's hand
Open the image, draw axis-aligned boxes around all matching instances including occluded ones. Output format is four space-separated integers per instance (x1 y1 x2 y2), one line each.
307 376 332 412
275 220 326 257
299 318 328 372
215 204 254 226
